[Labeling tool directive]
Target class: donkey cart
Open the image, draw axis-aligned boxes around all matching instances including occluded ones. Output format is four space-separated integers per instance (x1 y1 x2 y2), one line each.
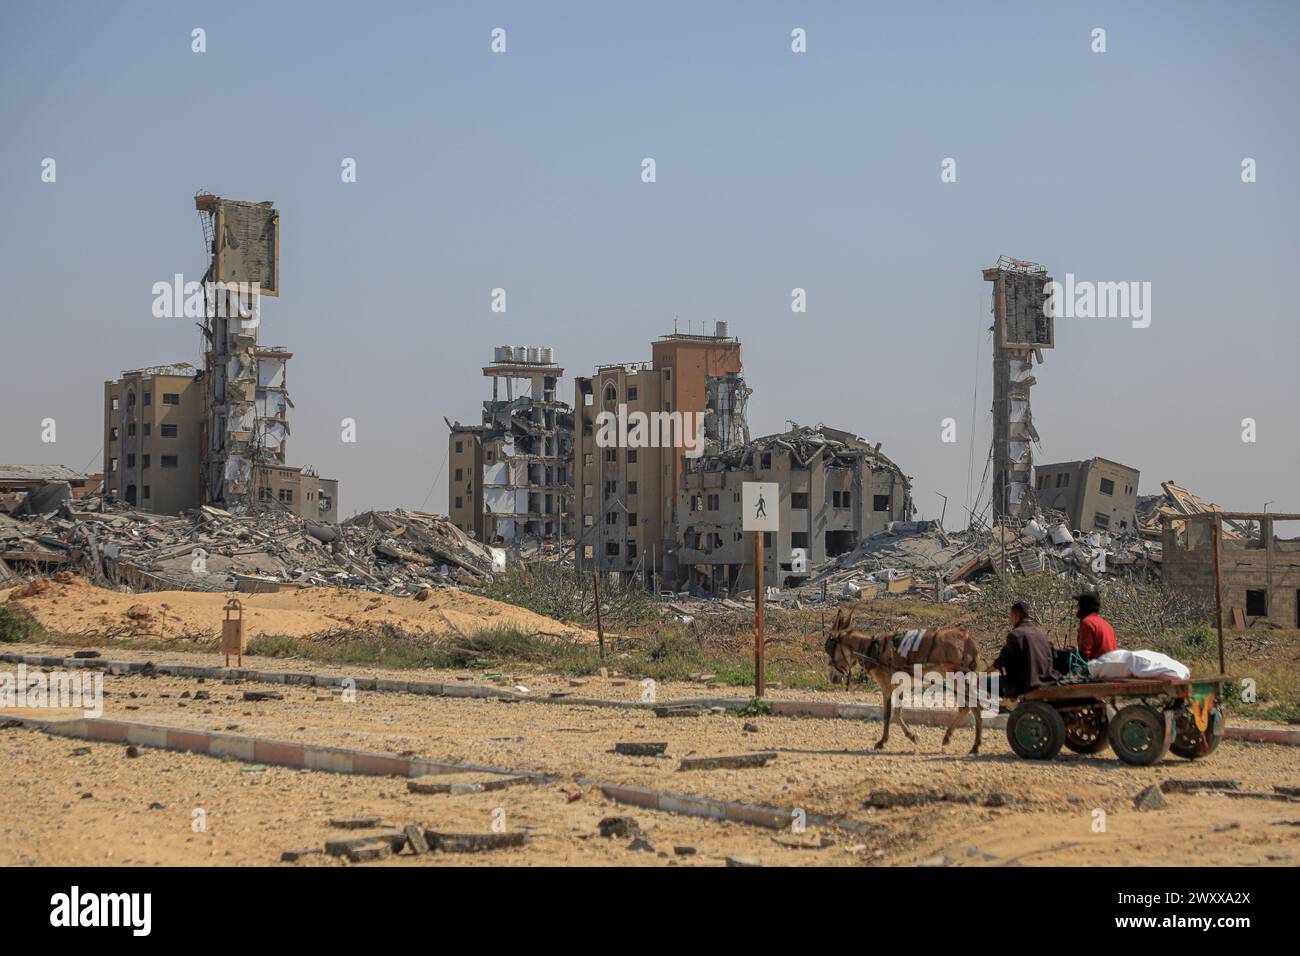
1005 677 1229 766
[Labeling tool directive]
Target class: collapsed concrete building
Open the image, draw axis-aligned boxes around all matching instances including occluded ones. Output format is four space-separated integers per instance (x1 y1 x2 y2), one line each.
1035 457 1140 533
1163 512 1300 629
676 425 913 593
983 256 1053 522
447 347 574 546
574 324 747 584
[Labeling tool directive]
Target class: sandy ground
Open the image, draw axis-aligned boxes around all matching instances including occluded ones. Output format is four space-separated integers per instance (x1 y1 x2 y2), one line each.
3 654 1298 866
2 575 593 642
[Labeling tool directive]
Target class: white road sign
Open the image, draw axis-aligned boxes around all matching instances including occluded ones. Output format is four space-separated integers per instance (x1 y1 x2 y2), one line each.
742 482 779 532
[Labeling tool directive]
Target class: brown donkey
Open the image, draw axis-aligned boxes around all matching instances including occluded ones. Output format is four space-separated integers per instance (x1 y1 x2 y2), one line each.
823 605 985 754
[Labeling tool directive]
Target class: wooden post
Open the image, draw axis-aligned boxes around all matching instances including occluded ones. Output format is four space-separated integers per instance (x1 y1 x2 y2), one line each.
1211 518 1225 674
592 571 605 662
754 530 765 698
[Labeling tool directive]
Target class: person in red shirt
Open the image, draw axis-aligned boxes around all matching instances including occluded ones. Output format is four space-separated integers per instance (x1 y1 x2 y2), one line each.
1076 591 1118 661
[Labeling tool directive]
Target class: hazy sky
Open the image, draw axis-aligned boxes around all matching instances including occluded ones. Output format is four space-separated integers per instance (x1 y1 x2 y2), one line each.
2 1 1297 522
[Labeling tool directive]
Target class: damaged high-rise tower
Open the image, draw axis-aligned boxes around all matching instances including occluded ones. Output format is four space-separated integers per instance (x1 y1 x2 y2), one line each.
983 256 1054 523
194 192 288 510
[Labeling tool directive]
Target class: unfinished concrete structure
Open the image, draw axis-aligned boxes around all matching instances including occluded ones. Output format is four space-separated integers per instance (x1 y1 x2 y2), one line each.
1036 457 1140 533
676 425 913 593
574 324 746 583
1163 512 1300 629
447 347 574 545
983 256 1053 522
104 364 205 515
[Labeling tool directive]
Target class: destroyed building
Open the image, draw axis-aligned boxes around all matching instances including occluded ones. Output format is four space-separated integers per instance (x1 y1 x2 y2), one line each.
447 347 574 546
574 323 747 584
675 425 913 593
983 256 1052 522
1035 457 1140 533
0 465 101 517
1163 512 1300 629
104 364 206 515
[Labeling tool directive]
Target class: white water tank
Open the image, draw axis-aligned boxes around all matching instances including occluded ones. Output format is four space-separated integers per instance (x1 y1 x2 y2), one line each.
494 346 512 362
527 346 542 364
715 320 730 338
540 346 555 364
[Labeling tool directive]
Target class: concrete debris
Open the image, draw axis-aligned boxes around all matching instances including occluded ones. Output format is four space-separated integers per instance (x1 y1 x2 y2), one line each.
0 498 495 595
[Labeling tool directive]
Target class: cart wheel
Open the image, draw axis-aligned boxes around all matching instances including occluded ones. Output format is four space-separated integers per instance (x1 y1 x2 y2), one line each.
1171 705 1224 760
1006 701 1067 760
1063 702 1110 754
1108 704 1172 766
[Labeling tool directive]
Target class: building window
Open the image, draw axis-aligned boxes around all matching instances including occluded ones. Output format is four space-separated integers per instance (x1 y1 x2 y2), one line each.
584 453 593 467
832 491 841 508
259 487 272 501
627 386 638 401
127 392 136 407
455 496 463 509
1094 512 1110 529
628 513 637 527
605 542 620 556
604 448 617 462
707 494 719 511
763 532 773 548
584 515 593 527
142 486 150 500
1245 590 1268 617
454 468 463 481
605 511 618 526
162 393 180 405
627 541 637 560
843 491 852 509
126 454 136 468
791 531 809 549
142 455 150 468
1099 478 1115 496
143 392 152 406
127 423 136 437
628 481 637 495
160 423 178 437
760 453 772 469
791 492 809 509
110 427 119 440
111 396 119 411
161 456 178 468
278 488 294 504
455 440 463 454
873 494 890 512
627 449 637 464
603 383 617 404
604 480 617 495
143 423 151 436
109 457 118 472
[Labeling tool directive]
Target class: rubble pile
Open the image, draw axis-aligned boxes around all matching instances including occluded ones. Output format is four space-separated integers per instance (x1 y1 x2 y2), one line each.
794 515 1161 604
0 499 497 595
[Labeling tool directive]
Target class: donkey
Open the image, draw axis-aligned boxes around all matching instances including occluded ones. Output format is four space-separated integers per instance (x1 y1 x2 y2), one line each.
823 605 985 754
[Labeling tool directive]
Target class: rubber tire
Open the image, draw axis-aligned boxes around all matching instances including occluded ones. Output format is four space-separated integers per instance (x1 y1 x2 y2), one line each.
1063 703 1110 754
1006 701 1067 761
1108 703 1170 766
1171 705 1224 760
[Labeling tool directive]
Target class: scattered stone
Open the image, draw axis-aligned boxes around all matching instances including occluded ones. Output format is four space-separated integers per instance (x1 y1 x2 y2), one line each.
678 752 777 771
1161 779 1240 794
72 650 100 659
919 854 953 867
324 831 406 856
1134 785 1168 811
148 802 165 811
726 855 762 867
424 830 529 853
743 722 760 733
613 741 667 757
598 816 641 839
626 837 655 852
243 691 283 702
984 792 1017 807
280 847 324 862
347 844 391 863
403 824 430 855
329 816 383 829
407 773 526 795
125 745 141 759
773 832 833 849
867 789 940 809
70 747 91 757
193 691 210 700
673 846 697 857
1275 786 1300 798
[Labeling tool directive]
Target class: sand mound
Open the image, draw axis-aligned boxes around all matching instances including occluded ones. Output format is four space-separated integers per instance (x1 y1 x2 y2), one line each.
2 575 593 643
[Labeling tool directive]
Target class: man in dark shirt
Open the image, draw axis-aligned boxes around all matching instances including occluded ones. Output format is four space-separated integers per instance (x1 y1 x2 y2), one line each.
991 602 1059 699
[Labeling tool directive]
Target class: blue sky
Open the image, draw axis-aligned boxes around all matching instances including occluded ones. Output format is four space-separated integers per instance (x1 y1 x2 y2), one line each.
1 1 1297 519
